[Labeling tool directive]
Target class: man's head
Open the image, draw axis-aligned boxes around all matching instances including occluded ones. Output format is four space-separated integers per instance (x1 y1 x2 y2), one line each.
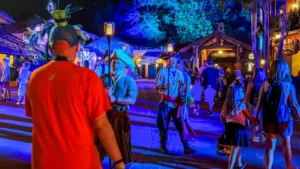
167 56 179 69
111 49 135 76
203 60 207 66
3 58 9 66
48 25 80 62
207 58 213 66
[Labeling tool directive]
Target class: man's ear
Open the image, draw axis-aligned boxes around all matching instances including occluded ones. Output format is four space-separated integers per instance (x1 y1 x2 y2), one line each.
74 43 79 52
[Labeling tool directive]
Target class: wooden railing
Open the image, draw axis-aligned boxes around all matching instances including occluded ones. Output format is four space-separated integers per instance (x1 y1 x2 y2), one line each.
270 10 300 32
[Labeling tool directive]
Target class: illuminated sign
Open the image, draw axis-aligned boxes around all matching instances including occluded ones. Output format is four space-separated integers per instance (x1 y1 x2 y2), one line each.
211 51 236 57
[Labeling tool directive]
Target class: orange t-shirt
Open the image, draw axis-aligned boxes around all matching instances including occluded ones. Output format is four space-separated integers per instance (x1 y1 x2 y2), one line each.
25 61 111 169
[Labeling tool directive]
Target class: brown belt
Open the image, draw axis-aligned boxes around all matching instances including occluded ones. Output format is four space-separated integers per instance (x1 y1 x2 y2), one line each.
109 110 128 118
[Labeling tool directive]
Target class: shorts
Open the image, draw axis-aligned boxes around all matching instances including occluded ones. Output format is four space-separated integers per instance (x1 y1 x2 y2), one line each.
263 120 294 137
204 86 216 103
2 82 9 89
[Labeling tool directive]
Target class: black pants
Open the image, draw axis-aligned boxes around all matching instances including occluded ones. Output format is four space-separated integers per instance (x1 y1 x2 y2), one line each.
157 101 184 146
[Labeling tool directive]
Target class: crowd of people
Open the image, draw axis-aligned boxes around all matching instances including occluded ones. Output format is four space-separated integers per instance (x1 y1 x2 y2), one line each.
184 58 300 169
1 5 299 169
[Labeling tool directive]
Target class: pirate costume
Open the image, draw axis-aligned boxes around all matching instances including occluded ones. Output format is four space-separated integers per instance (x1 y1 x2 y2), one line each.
155 54 195 154
96 49 138 164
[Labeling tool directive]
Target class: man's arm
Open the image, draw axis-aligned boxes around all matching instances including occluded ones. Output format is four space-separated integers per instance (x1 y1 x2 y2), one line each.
94 114 124 168
115 77 138 105
244 81 253 104
87 73 124 168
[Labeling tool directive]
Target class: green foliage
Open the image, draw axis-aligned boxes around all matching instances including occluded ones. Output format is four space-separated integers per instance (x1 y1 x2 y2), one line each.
93 0 252 45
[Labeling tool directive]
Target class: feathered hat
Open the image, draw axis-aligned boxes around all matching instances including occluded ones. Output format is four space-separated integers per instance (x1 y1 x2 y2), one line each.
29 0 89 51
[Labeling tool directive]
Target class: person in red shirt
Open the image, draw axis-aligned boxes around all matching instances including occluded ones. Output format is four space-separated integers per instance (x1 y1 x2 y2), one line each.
26 9 125 169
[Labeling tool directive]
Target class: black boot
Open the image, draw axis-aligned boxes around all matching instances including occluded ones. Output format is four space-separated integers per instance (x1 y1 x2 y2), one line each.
183 141 196 154
159 132 168 154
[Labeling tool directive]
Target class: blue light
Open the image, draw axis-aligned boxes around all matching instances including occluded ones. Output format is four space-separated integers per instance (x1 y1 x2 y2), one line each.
260 35 263 50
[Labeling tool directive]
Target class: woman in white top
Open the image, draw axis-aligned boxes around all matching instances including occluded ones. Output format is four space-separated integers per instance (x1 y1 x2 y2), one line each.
221 84 257 169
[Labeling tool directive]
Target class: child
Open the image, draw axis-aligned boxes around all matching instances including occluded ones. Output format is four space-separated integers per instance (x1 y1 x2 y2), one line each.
191 78 203 115
220 85 257 169
16 62 30 104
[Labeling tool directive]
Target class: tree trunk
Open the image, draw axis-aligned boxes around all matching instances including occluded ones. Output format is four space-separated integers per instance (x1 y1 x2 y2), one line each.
264 1 270 71
277 4 287 59
250 0 259 66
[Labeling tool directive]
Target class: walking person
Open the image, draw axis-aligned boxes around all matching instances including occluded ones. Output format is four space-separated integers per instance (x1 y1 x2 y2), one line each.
25 8 125 169
220 84 257 169
155 54 195 154
1 58 11 102
191 78 203 115
201 58 222 115
255 59 300 169
16 62 30 104
244 67 267 142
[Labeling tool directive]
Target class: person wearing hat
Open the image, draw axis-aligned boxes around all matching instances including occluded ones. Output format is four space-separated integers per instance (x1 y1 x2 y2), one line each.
155 54 195 154
201 57 223 116
96 49 138 164
25 5 125 169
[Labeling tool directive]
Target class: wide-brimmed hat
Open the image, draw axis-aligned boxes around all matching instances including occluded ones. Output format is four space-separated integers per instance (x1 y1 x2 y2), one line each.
110 49 136 69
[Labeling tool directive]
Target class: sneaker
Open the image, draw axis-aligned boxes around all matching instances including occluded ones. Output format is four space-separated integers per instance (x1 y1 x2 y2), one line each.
252 136 259 142
207 112 213 116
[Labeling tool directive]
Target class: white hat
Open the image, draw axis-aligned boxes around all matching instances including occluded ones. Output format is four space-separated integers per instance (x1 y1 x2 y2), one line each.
110 49 136 69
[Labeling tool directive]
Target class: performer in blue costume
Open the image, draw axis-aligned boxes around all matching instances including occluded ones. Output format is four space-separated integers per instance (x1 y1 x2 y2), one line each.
155 54 195 154
96 49 138 164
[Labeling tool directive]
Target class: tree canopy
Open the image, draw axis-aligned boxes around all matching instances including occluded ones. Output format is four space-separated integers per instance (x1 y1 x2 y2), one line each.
92 0 251 47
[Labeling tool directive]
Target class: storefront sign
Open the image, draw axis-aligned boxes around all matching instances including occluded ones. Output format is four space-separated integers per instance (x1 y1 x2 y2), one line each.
211 52 236 57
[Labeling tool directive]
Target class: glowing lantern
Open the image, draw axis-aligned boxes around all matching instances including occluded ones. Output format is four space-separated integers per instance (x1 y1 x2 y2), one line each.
104 22 115 36
167 43 174 53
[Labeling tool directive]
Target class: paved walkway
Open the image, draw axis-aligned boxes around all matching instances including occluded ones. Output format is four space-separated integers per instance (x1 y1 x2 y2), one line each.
0 79 299 169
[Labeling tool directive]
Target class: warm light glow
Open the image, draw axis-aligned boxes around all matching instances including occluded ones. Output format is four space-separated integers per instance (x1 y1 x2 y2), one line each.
138 64 141 67
248 53 254 60
214 63 218 67
275 34 281 39
167 43 174 52
218 50 223 54
260 59 266 65
104 22 115 36
292 3 298 8
248 62 254 72
156 64 159 67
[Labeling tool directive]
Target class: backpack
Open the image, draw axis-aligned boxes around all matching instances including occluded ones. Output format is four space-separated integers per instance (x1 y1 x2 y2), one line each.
262 82 292 124
250 85 260 105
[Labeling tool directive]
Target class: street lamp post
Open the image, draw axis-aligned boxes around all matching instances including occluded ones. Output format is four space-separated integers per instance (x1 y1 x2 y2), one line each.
166 43 174 101
104 22 115 87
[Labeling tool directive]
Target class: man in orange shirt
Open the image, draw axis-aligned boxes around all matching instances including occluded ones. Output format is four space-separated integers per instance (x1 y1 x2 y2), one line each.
25 9 125 169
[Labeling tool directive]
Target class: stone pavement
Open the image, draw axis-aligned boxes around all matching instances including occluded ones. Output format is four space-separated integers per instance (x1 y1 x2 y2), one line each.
0 79 299 169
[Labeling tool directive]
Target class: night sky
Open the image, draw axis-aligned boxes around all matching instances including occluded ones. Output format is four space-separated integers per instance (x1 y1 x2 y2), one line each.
2 0 105 33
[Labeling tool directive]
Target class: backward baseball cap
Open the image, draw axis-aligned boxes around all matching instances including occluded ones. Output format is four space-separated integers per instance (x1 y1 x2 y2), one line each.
48 25 79 48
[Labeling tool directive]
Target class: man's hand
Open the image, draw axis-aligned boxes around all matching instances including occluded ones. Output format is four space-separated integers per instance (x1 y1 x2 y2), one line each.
109 95 116 103
165 84 170 89
106 87 113 96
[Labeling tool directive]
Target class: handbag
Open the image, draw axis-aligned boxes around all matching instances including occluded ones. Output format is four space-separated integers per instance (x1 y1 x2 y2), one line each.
216 132 230 156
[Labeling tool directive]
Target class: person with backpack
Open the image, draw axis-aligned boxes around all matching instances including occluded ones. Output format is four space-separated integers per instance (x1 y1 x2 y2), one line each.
245 67 267 142
255 59 300 169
